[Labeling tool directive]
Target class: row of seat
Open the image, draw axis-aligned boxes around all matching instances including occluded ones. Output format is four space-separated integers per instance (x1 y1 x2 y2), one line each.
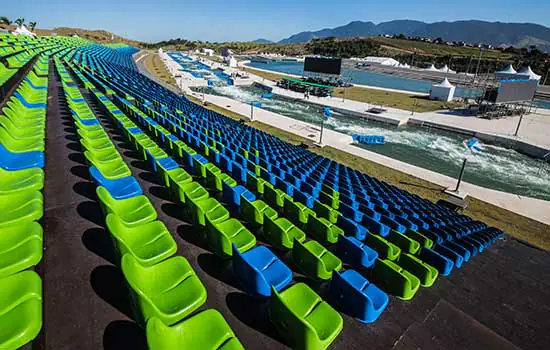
0 55 49 349
65 45 505 349
71 61 354 349
89 70 402 348
58 59 246 350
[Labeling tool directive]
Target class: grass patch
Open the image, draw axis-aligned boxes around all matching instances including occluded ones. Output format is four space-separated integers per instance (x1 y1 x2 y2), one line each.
143 52 178 88
333 86 463 113
244 66 462 112
372 37 513 59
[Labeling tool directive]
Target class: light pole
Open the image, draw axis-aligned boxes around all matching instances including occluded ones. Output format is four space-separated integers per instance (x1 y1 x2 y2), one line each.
411 98 417 116
454 158 468 192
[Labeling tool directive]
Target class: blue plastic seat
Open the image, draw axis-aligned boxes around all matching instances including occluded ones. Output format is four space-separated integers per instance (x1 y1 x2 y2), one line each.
434 244 464 268
362 215 390 237
89 166 142 199
336 236 378 269
0 145 44 170
222 183 256 208
418 248 454 277
232 244 292 297
337 216 368 240
330 270 388 323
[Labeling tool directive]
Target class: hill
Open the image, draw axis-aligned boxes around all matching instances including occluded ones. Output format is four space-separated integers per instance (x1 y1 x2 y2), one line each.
253 38 273 43
0 25 144 47
278 20 550 51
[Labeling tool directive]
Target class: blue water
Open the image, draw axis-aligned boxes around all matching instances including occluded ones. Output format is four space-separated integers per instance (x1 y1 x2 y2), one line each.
247 61 479 99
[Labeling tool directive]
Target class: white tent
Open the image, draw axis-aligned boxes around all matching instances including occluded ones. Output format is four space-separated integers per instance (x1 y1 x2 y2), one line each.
517 66 541 81
430 78 456 102
438 65 456 74
12 25 36 37
425 64 439 72
497 64 517 74
364 56 400 67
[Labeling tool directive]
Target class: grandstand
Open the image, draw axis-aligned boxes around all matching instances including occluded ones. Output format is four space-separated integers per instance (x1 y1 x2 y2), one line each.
0 31 547 350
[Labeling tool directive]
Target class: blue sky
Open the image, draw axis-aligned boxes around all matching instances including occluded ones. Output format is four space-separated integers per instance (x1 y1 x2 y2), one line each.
3 0 550 42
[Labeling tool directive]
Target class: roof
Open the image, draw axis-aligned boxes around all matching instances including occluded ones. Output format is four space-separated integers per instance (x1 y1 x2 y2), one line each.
434 78 455 88
497 64 517 74
517 66 541 80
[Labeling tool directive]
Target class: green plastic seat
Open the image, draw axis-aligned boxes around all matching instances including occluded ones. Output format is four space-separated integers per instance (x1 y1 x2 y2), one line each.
206 170 237 192
283 198 315 226
0 120 44 140
318 191 340 210
84 149 122 167
0 168 44 195
388 231 421 254
121 254 207 326
306 215 344 244
0 270 42 349
406 231 434 249
313 202 340 224
187 197 230 227
292 239 342 280
398 253 438 287
205 218 256 258
165 167 192 191
0 221 43 278
93 159 132 180
0 190 43 228
269 283 343 350
80 137 115 152
174 181 209 204
105 214 177 266
263 184 290 209
371 258 421 300
240 197 278 227
96 186 157 227
263 215 306 250
246 173 267 195
364 234 401 260
146 310 244 350
0 128 44 153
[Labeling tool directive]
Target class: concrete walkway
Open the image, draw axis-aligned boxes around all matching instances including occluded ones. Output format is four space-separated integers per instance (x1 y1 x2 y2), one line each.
189 90 550 225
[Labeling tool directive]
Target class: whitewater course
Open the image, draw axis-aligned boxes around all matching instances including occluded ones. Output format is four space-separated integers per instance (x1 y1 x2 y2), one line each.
138 52 550 224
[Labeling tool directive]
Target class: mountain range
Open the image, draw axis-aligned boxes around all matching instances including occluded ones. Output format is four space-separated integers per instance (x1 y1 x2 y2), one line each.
277 20 550 51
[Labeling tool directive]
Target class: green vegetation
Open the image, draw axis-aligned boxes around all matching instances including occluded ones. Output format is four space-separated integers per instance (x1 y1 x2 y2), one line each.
373 37 509 58
306 37 381 58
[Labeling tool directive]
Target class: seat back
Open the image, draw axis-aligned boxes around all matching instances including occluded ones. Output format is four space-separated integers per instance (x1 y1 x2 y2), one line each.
231 244 269 296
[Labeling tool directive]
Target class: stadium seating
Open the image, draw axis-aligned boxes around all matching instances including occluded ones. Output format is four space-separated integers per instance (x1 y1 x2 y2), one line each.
0 32 508 348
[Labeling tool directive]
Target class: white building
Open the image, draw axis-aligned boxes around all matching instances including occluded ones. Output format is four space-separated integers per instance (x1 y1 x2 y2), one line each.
430 78 456 102
202 48 215 56
363 56 400 66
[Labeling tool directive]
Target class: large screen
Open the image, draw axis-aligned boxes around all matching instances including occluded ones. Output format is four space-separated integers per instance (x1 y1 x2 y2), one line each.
304 57 342 75
495 79 538 103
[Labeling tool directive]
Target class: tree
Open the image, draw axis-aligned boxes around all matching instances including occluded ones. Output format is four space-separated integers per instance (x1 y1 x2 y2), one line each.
0 16 11 28
28 21 37 31
15 17 25 27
